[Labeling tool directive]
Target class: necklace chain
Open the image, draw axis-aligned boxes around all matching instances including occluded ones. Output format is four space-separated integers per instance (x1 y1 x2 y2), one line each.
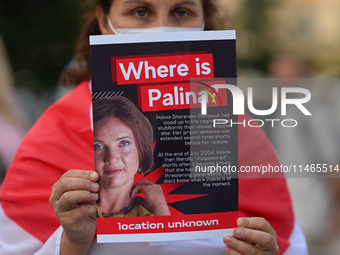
101 199 136 217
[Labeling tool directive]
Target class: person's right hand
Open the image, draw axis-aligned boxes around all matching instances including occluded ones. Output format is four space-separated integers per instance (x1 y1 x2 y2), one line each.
49 170 99 255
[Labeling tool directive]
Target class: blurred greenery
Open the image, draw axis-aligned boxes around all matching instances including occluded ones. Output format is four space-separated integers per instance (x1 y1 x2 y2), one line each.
0 0 277 94
0 0 82 93
236 0 280 73
2 0 336 96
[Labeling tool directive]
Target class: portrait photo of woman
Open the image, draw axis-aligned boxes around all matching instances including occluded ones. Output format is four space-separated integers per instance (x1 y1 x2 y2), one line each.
93 96 170 218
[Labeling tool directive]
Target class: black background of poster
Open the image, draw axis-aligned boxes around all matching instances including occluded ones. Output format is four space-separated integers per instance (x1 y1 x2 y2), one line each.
91 34 238 215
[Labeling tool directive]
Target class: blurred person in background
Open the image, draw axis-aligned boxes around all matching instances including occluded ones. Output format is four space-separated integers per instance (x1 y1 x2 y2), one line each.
0 36 26 184
269 53 340 255
268 55 310 79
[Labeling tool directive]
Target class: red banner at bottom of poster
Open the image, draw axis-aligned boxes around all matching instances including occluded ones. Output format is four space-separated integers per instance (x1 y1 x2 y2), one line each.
97 211 238 243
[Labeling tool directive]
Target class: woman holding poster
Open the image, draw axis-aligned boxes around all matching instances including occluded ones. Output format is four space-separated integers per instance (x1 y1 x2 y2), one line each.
93 96 170 217
0 0 307 255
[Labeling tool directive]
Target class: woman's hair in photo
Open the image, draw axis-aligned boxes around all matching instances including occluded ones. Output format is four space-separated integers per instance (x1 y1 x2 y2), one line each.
93 96 153 174
62 0 224 86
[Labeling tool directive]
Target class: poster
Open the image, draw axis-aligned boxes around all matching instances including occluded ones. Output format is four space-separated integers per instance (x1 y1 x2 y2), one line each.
90 31 238 243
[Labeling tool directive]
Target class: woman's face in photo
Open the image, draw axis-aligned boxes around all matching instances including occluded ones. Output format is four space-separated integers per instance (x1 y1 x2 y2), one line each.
100 0 204 34
94 117 139 190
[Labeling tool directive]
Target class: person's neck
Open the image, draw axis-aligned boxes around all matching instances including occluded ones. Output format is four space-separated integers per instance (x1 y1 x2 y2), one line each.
97 184 134 214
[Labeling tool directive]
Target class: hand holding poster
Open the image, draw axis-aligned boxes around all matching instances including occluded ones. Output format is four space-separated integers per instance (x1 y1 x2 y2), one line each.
90 30 238 243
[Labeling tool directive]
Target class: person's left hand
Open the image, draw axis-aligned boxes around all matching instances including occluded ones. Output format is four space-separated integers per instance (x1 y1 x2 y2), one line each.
223 217 279 255
130 179 170 216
